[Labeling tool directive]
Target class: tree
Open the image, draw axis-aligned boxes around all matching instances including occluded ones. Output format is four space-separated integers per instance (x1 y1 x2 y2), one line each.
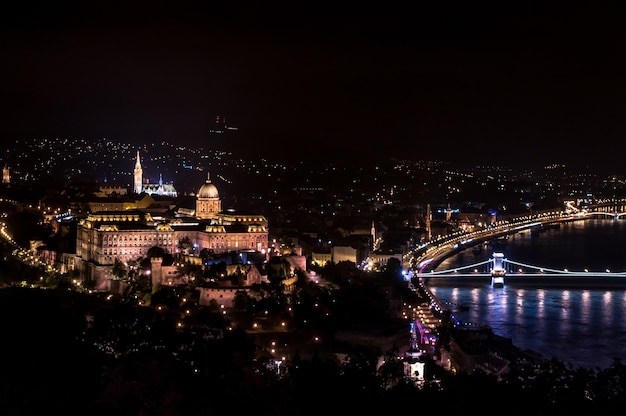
124 274 152 303
377 346 406 389
177 236 192 255
199 248 214 263
111 258 128 280
145 246 174 266
230 265 246 286
181 262 204 283
266 256 291 285
232 290 249 312
381 257 409 298
5 210 51 247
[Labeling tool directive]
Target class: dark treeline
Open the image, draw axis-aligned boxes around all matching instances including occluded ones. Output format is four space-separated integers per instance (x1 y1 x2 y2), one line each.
1 286 626 416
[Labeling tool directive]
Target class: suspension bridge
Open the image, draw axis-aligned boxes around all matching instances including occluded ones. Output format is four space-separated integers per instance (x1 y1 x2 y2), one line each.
418 252 626 287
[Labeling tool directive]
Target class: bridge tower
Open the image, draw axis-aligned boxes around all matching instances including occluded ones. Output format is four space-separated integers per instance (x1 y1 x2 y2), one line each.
490 252 506 287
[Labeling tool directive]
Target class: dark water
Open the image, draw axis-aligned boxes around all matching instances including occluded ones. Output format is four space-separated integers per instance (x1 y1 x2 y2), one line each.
426 218 626 370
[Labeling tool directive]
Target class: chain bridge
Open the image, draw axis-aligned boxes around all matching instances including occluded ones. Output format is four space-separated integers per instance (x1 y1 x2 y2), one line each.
419 253 626 287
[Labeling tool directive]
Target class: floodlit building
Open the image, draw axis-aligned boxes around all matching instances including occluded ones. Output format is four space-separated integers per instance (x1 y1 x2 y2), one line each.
133 150 178 197
69 157 268 291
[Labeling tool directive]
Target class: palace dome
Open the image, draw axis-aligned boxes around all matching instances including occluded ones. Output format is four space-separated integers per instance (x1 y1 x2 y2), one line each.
198 175 219 199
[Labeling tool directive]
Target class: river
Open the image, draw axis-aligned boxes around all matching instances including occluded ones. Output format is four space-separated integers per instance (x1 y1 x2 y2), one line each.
424 218 626 371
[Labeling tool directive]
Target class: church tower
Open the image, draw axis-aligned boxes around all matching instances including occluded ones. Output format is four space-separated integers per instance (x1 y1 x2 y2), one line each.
133 150 143 194
2 165 9 184
371 220 377 250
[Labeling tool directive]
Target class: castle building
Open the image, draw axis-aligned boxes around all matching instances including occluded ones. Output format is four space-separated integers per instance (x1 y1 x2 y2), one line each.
69 158 268 291
196 173 221 219
133 150 178 197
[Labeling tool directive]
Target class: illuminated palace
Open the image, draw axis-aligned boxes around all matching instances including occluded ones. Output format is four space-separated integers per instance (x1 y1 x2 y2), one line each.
71 160 269 290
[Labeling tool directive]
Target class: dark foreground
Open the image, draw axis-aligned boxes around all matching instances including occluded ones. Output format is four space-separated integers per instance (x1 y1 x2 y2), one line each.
3 286 626 415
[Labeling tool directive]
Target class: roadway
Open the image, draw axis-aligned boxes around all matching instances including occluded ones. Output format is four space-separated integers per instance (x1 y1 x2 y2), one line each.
408 210 586 274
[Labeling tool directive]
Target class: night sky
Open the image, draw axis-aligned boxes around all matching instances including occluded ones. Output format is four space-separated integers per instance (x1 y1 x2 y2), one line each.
2 1 626 170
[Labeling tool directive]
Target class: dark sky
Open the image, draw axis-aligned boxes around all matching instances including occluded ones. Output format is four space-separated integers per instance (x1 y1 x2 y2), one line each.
2 1 626 170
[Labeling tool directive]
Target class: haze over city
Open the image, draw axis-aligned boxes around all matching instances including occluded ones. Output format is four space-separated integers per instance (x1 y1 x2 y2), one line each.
2 1 626 170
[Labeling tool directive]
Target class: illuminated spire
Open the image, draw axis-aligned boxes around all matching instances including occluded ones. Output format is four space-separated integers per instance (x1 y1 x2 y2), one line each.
134 150 143 194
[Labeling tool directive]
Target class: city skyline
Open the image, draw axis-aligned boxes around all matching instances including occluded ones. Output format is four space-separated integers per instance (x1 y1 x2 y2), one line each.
2 2 626 170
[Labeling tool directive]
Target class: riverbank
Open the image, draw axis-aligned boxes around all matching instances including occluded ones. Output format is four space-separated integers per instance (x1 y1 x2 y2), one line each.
416 215 584 273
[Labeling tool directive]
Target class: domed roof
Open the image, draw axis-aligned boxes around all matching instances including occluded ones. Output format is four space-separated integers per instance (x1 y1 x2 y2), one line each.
197 173 219 198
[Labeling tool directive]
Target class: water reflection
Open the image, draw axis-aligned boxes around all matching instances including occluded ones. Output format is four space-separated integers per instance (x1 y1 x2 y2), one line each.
428 284 626 370
560 290 570 336
425 219 626 370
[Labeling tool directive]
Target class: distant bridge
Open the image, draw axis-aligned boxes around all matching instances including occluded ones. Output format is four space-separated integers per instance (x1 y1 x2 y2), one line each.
419 253 626 286
583 199 626 219
406 207 626 287
582 211 626 219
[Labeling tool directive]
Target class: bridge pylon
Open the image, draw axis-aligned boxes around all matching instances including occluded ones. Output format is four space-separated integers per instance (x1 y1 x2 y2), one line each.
490 252 506 287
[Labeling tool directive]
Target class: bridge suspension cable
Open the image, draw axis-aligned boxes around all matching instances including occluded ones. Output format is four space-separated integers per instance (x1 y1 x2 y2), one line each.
504 259 571 274
426 257 626 276
424 259 492 275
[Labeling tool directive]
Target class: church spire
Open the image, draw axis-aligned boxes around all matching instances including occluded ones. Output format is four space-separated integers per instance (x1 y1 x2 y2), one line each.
134 150 143 194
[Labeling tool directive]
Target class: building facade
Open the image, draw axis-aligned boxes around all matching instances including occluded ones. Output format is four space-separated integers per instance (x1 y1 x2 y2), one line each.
71 163 268 290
